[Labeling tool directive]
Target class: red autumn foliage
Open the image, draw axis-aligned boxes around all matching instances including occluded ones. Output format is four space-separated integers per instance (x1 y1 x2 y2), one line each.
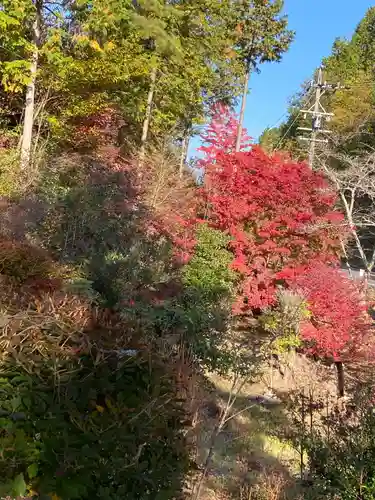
200 138 344 312
198 103 252 164
288 263 373 362
195 105 374 366
71 108 125 150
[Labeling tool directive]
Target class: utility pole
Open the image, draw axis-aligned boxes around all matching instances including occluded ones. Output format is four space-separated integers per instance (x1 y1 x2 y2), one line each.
309 67 323 167
298 66 347 168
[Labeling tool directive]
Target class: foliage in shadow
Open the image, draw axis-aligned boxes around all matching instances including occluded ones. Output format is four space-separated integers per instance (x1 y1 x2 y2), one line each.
0 147 196 498
31 158 236 371
0 275 190 499
0 143 239 499
32 152 173 308
280 385 375 500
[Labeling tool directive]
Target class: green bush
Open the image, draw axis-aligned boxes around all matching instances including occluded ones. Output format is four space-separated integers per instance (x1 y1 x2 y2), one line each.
182 224 236 299
0 354 190 499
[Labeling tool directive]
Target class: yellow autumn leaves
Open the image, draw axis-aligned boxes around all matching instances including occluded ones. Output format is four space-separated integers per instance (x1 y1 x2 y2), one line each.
72 34 116 53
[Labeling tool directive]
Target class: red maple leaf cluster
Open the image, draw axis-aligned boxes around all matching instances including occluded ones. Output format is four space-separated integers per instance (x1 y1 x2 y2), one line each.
198 103 252 164
288 263 372 361
200 143 343 312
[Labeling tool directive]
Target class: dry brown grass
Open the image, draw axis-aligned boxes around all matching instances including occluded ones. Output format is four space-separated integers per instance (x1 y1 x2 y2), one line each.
187 352 344 500
239 470 301 500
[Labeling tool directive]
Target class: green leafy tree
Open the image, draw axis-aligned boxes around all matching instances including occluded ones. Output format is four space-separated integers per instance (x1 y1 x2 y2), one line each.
0 0 34 93
0 0 39 169
234 0 294 151
1 0 290 164
258 126 281 153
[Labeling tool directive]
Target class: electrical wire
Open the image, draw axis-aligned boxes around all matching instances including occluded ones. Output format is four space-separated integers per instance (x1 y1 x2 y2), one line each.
274 90 315 150
266 111 288 131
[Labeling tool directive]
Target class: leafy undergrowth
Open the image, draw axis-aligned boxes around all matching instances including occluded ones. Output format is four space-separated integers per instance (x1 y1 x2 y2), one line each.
0 263 191 499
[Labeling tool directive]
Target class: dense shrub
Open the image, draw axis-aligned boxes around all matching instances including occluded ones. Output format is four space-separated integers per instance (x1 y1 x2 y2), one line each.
0 277 190 499
118 224 239 371
34 152 183 310
0 239 56 283
0 355 190 499
305 388 375 499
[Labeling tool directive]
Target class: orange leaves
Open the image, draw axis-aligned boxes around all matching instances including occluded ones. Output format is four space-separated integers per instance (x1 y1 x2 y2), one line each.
235 22 244 36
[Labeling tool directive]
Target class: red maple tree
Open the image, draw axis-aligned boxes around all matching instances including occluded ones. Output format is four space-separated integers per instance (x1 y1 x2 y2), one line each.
200 132 344 312
190 106 373 392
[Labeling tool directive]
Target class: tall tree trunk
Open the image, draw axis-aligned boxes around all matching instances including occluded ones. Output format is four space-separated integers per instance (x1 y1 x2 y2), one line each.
235 64 250 153
335 361 345 397
179 133 189 178
139 66 157 163
20 0 41 170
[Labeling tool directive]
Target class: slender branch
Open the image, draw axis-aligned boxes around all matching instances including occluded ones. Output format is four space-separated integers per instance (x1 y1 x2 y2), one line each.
340 237 353 279
224 402 257 423
349 188 355 218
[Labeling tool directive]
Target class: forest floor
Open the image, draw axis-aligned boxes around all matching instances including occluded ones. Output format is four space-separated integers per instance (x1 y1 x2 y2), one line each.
189 352 340 500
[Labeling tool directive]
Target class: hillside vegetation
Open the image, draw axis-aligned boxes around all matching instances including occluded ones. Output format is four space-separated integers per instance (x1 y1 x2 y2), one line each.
1 2 375 500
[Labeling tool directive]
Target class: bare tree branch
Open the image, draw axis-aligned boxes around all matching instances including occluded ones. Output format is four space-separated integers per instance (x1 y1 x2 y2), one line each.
316 134 375 276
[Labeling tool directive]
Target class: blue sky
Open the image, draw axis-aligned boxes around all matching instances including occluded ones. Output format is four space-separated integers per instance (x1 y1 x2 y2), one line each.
189 0 374 157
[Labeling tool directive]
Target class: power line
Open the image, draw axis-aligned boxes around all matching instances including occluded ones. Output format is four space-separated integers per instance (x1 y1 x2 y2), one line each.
274 90 315 150
267 111 288 131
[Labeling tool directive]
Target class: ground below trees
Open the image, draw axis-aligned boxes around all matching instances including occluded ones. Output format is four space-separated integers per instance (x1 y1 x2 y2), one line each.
188 351 359 500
